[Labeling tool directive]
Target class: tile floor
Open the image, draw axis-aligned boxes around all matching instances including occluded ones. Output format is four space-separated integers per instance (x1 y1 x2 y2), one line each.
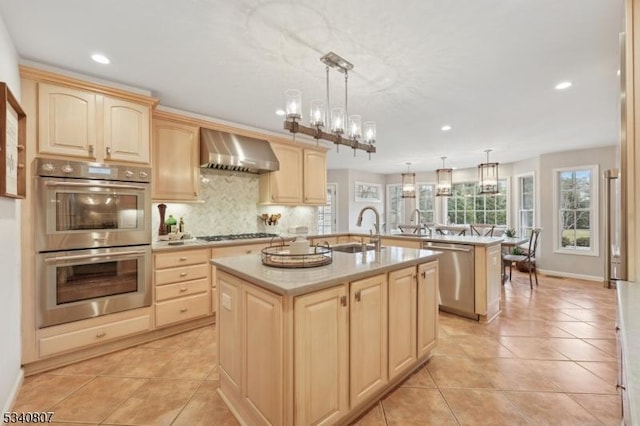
11 271 621 425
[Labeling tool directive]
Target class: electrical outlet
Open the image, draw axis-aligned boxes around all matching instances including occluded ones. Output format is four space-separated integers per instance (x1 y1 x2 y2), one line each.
222 293 232 310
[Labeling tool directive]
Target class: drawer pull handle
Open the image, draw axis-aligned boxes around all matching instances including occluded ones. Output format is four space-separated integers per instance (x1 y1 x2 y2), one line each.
246 250 252 254
180 272 188 277
180 287 188 292
180 308 188 313
96 331 106 338
179 257 188 261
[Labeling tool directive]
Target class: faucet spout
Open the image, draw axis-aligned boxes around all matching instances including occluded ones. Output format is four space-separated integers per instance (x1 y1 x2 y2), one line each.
356 206 381 254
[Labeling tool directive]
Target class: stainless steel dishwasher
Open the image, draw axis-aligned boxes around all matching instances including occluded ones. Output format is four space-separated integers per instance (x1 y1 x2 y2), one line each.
424 241 477 320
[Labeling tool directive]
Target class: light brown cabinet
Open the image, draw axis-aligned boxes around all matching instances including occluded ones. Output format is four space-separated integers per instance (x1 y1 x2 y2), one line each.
154 248 211 328
474 243 503 321
152 114 200 201
259 142 327 205
417 262 439 357
349 274 388 407
37 81 152 164
388 266 418 380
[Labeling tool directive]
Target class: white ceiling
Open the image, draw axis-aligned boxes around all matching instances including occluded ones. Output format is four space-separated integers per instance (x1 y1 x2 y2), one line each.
0 0 625 174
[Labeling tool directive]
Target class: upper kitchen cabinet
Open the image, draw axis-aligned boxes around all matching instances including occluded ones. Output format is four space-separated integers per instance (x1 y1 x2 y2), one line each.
152 111 200 201
21 66 158 165
259 141 327 205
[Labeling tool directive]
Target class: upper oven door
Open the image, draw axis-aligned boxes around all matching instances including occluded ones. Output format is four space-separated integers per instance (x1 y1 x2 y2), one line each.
36 177 151 251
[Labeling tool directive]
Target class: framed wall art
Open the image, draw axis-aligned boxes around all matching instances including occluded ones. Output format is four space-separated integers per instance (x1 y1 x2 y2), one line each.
354 181 382 203
0 82 26 199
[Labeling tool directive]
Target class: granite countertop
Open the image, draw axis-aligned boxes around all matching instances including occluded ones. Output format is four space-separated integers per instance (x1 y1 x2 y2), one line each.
152 236 294 252
616 281 640 422
212 246 441 296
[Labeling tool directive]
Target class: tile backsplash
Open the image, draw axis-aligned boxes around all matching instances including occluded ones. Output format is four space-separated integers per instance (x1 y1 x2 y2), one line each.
152 168 319 240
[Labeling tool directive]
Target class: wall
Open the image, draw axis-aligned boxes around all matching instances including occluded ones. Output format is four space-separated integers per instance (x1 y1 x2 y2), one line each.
0 12 23 413
538 146 617 279
152 168 318 239
327 169 349 232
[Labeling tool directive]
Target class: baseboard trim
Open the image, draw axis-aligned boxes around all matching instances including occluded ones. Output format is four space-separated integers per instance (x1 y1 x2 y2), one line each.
3 367 24 414
537 268 602 282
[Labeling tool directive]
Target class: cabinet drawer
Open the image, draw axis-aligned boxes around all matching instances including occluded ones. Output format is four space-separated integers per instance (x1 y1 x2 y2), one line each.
211 243 269 258
156 278 209 302
155 293 210 327
39 314 151 358
155 263 209 285
155 249 210 269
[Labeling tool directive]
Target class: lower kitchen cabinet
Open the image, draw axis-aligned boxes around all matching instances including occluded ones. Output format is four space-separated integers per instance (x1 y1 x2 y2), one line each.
154 248 211 327
417 262 439 357
474 243 502 321
388 266 418 380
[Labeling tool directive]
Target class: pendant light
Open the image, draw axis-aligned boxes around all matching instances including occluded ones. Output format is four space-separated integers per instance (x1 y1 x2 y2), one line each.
478 149 499 194
401 162 416 198
436 156 453 197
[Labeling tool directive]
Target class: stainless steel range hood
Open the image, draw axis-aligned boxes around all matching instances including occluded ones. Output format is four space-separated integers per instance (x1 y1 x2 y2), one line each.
199 128 279 173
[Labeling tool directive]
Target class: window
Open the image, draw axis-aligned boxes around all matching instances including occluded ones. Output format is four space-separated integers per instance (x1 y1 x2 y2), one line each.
317 184 337 234
417 183 436 223
446 180 507 225
386 184 404 232
554 166 598 255
518 174 535 237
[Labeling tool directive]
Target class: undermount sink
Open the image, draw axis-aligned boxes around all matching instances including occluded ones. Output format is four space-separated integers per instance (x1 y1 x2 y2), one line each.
332 243 383 253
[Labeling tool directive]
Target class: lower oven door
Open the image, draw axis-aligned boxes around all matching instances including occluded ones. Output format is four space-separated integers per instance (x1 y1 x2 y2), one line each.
37 245 151 328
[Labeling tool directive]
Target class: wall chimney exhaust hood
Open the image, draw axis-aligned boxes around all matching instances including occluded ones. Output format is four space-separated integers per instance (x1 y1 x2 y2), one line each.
199 128 280 173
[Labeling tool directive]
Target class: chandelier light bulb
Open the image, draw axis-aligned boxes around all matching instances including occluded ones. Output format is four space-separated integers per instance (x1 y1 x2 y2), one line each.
331 107 345 134
363 121 376 144
348 115 362 139
284 89 302 120
309 100 325 127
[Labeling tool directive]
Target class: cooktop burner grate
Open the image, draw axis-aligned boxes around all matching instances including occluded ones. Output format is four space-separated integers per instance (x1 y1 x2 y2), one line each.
197 232 279 242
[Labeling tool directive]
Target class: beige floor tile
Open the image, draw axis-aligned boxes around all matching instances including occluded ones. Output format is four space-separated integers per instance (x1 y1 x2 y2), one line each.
497 336 569 360
100 347 174 377
425 356 495 389
530 360 618 394
549 338 616 362
171 381 239 426
450 335 516 358
507 391 602 425
577 361 619 384
569 393 622 425
12 374 94 412
101 378 200 425
48 350 129 376
553 321 617 339
382 387 457 425
474 358 562 392
561 309 616 322
583 338 618 356
352 402 386 426
487 318 574 338
156 348 217 380
205 363 220 381
441 388 529 425
430 335 469 357
49 376 147 423
401 365 437 388
136 327 205 349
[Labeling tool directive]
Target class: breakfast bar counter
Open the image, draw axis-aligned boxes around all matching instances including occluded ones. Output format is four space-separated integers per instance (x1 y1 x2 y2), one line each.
211 247 441 425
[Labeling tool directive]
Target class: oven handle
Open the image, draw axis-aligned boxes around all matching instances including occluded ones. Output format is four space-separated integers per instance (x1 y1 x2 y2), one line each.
44 250 147 264
44 181 147 191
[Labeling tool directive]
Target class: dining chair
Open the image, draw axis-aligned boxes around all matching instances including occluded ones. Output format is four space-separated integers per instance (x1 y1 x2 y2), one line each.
470 224 495 236
502 228 542 289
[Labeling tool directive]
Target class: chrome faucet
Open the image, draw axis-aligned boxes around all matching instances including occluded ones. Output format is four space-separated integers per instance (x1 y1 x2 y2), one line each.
356 206 381 253
411 208 422 234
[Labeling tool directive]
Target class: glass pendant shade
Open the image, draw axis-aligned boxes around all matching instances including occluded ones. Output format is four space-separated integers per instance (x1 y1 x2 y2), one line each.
436 168 453 196
363 121 376 144
331 107 345 134
348 115 362 139
285 89 302 120
309 100 325 127
478 150 499 194
401 173 416 198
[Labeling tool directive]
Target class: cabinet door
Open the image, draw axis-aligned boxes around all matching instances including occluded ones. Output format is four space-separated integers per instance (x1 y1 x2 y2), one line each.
218 272 243 396
303 149 327 204
38 83 97 158
242 285 283 425
103 96 150 163
152 118 199 200
295 285 348 426
350 274 388 407
417 262 438 358
269 143 303 203
388 266 417 380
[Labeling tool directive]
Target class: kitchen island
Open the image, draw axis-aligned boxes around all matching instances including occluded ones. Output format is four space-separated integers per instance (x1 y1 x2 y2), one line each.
212 246 441 426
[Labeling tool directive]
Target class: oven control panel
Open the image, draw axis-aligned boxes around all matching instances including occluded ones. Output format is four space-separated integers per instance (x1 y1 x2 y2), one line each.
36 158 151 183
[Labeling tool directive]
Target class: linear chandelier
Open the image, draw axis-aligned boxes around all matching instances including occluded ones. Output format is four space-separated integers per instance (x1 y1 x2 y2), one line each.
283 51 376 157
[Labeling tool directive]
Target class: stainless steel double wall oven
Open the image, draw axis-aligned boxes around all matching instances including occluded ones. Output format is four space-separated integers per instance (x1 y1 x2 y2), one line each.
35 158 152 328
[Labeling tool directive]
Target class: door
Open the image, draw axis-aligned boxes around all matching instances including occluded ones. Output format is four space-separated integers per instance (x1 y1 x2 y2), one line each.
350 274 388 406
103 96 150 164
417 262 438 358
388 266 417 380
295 285 348 426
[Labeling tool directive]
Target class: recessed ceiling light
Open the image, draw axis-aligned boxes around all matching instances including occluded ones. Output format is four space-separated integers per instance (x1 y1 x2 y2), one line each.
275 109 285 116
617 69 621 76
91 53 110 64
554 81 572 90
441 125 452 131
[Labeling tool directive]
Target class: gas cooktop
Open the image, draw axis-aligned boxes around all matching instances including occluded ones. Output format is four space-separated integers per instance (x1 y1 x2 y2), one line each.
197 233 279 242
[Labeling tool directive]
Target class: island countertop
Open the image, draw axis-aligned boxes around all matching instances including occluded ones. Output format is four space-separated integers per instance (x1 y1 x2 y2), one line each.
211 246 441 296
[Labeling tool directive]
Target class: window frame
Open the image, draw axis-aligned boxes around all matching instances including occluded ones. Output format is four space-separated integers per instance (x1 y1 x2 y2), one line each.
416 182 436 224
552 165 599 256
386 183 404 233
446 178 510 226
516 172 535 238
